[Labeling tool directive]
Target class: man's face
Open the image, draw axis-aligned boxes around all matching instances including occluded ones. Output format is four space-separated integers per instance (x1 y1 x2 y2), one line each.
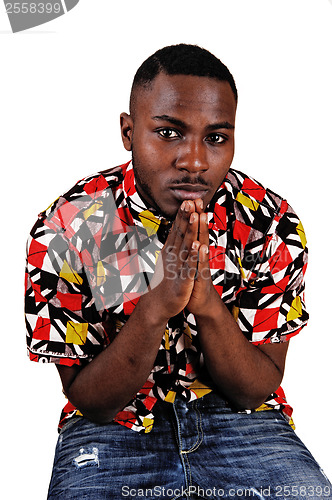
120 72 237 219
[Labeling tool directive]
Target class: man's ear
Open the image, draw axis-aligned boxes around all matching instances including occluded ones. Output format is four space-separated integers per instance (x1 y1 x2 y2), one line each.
120 113 134 151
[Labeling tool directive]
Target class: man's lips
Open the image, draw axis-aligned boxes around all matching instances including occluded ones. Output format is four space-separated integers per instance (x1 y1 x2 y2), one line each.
169 184 209 201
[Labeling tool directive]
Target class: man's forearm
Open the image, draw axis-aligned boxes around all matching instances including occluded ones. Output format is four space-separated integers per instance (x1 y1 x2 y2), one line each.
66 294 168 424
194 288 285 410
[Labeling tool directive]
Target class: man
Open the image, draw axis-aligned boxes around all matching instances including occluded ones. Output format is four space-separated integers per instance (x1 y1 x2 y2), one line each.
25 44 331 499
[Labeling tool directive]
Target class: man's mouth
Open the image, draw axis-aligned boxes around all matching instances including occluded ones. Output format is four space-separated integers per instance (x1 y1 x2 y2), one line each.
169 184 209 201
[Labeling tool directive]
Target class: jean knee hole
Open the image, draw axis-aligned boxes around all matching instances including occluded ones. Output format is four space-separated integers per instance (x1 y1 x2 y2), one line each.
72 447 100 469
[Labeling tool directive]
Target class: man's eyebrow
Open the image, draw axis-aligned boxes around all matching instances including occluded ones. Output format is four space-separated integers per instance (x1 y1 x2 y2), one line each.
152 115 186 128
152 115 234 130
207 122 235 131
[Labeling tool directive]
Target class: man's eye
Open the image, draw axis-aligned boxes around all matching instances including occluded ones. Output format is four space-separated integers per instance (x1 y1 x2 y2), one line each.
207 133 225 144
158 128 179 139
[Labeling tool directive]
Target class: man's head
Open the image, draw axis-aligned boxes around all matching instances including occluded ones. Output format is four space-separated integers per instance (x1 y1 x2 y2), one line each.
120 44 237 219
129 44 238 114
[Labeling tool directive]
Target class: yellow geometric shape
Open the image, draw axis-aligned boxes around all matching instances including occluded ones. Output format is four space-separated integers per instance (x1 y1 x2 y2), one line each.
155 250 161 264
142 417 154 433
83 202 103 220
97 261 106 286
232 305 239 321
138 210 161 236
164 390 176 403
188 379 212 399
164 329 170 350
255 403 274 412
183 325 192 349
236 192 259 211
296 221 307 249
66 321 88 345
76 410 83 417
60 260 83 285
287 296 302 321
237 256 247 279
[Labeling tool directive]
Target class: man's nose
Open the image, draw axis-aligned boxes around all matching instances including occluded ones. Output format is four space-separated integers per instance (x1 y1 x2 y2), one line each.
174 139 209 173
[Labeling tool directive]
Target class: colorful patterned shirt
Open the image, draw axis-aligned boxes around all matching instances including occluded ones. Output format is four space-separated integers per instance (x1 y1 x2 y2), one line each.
25 161 309 433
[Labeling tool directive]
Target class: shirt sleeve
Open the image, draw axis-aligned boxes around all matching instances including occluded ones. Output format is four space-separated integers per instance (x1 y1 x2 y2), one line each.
233 202 309 344
25 211 108 366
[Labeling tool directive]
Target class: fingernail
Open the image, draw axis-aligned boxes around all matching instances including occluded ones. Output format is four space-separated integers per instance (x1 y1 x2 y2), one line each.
181 201 186 212
204 245 209 254
184 201 190 212
190 213 196 224
192 241 199 250
203 213 208 224
197 199 203 210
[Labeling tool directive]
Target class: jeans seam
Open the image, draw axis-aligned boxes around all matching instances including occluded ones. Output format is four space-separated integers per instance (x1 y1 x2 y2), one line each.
172 402 191 495
182 402 204 454
183 453 193 497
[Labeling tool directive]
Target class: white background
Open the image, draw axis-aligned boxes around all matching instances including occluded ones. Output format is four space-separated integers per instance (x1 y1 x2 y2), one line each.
0 0 331 498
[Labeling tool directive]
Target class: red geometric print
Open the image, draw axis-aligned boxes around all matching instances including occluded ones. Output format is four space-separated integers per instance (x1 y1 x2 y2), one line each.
253 307 280 332
83 174 109 199
242 177 266 202
27 239 48 268
33 316 51 340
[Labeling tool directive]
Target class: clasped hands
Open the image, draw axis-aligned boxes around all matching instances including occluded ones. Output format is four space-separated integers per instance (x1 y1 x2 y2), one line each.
148 199 218 320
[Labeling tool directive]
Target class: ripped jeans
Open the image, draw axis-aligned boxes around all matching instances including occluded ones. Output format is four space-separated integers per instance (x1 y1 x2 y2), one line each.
47 392 331 499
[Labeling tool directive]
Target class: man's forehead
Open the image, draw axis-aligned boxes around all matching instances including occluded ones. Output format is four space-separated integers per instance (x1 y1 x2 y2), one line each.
133 73 236 119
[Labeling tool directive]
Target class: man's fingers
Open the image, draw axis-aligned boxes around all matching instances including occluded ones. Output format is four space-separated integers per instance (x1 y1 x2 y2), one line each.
178 211 199 263
198 212 209 247
172 201 197 252
181 239 200 281
165 200 196 255
194 198 204 214
162 201 206 282
195 243 210 282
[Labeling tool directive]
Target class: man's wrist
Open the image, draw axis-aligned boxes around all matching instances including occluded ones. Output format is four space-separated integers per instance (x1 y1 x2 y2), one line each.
193 287 224 322
134 293 170 329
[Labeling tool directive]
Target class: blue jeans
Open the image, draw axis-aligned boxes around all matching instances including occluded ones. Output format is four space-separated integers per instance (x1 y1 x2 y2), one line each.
48 393 331 499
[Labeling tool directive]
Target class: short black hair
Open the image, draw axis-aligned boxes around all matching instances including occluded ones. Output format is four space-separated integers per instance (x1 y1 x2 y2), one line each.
130 43 237 112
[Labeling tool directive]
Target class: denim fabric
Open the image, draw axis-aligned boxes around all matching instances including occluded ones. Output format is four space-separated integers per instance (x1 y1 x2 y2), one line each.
48 393 331 499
